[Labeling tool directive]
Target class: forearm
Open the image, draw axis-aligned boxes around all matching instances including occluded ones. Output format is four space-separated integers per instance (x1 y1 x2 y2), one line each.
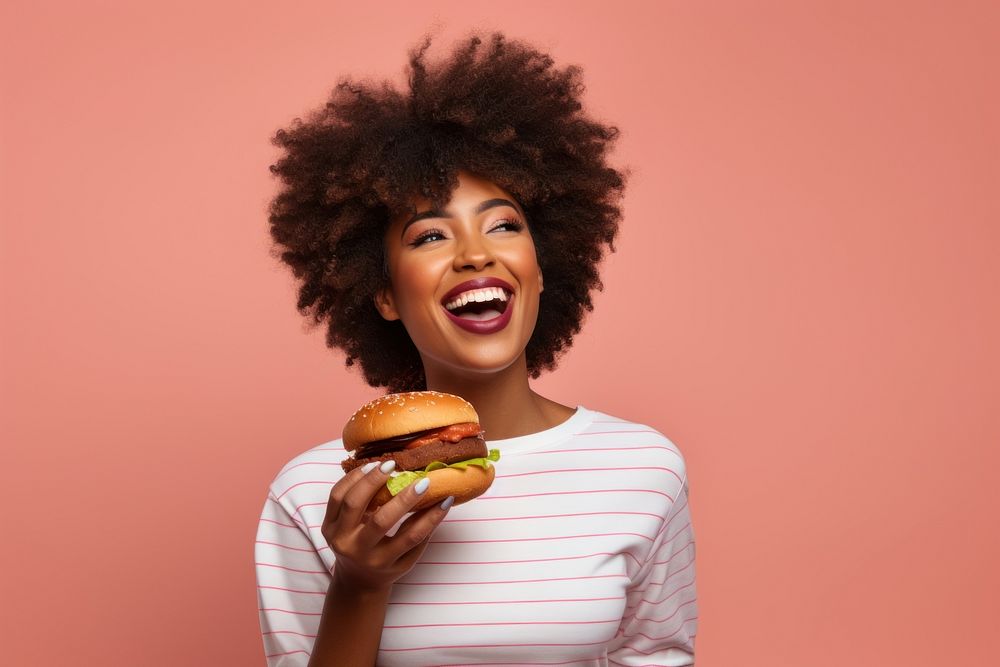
307 572 392 667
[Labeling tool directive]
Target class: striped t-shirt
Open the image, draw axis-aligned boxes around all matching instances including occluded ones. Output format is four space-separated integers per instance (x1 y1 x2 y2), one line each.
255 405 698 666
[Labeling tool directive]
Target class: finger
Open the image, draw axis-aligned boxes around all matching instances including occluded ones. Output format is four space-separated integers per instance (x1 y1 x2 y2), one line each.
357 475 436 549
393 530 433 572
324 461 377 528
382 494 454 563
337 459 399 531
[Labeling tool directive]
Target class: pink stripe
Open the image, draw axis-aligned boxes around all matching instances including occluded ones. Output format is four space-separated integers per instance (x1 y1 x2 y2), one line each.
496 466 683 484
388 595 623 606
277 460 342 477
612 625 697 657
430 531 655 545
276 479 333 501
265 649 311 658
258 585 326 595
419 550 643 568
443 510 662 523
480 488 675 502
440 660 603 667
396 573 628 586
651 539 696 566
577 430 661 436
255 561 329 575
652 520 692 547
262 629 318 638
289 500 326 519
259 517 298 529
622 615 698 643
626 598 698 625
525 445 681 456
256 540 317 553
441 660 603 667
267 497 311 528
625 580 697 612
259 607 322 616
385 618 620 629
380 638 615 652
641 556 696 587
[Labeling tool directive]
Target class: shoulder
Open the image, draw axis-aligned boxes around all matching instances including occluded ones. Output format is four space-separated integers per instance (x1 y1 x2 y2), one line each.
266 437 350 510
578 407 688 472
573 407 689 507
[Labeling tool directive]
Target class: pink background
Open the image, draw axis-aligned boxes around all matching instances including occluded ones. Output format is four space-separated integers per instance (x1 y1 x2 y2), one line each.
2 1 997 665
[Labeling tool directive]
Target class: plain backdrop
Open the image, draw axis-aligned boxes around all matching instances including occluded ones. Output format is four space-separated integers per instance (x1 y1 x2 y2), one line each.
1 1 997 665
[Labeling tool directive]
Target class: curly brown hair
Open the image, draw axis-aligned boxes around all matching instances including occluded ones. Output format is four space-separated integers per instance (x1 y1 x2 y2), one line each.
266 30 627 393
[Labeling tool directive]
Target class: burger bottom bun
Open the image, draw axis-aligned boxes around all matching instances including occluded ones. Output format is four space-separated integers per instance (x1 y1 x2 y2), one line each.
370 464 496 513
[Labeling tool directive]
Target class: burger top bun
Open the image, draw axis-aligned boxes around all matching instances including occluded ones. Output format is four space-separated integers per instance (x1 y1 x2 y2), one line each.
370 463 496 512
342 391 480 451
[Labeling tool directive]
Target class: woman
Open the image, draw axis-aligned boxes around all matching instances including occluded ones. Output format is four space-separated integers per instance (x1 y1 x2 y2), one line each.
255 31 698 666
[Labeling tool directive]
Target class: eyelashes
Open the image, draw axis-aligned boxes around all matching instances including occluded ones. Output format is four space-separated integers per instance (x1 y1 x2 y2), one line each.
409 219 525 247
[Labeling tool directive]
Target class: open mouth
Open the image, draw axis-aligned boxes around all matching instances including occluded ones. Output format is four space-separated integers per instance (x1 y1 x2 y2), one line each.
441 288 513 322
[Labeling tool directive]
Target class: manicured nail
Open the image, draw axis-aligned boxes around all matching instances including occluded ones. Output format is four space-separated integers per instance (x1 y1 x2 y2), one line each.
439 495 455 510
379 460 396 474
361 461 379 474
413 477 430 494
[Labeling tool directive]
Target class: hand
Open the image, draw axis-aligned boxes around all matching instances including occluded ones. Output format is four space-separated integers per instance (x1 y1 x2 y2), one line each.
321 460 453 593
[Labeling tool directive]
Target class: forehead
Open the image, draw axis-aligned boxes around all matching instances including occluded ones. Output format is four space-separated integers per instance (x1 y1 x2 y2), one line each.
390 171 520 225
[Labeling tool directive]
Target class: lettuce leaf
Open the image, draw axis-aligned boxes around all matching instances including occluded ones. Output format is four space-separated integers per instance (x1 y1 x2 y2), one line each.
386 448 500 497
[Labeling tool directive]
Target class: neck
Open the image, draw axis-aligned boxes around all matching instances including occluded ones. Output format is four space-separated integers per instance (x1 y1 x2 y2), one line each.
421 353 568 441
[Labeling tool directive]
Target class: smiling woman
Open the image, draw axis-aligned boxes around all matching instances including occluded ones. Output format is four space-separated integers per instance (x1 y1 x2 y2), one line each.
374 172 545 380
256 29 698 667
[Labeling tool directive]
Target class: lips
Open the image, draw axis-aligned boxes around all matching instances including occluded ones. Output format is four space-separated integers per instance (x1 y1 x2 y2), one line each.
440 277 515 305
442 292 515 334
438 277 517 335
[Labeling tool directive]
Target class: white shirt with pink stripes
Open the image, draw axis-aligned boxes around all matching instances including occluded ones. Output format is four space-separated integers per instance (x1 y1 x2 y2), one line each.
255 405 697 666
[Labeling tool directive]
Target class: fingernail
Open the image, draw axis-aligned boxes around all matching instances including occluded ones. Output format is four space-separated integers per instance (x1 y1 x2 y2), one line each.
379 460 396 474
361 461 379 474
439 495 455 510
413 477 430 494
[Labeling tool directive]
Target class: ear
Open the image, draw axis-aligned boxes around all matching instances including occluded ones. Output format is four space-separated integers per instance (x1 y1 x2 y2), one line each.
538 268 544 294
374 287 400 321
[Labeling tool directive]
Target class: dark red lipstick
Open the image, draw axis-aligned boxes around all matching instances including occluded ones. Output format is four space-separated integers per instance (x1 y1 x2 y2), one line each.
440 277 516 335
440 277 515 305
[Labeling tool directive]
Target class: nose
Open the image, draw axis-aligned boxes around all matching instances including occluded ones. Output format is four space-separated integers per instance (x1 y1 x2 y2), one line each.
452 231 495 271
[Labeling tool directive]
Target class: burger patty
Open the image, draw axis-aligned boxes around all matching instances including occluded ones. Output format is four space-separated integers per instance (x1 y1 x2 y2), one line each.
341 436 488 474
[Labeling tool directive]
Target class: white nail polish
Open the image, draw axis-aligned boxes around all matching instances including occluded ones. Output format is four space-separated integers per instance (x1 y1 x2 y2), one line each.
413 477 430 494
361 461 379 474
439 495 455 510
379 460 396 474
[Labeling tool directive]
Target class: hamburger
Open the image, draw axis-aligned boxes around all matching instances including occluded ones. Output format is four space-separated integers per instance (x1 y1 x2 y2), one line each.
341 391 500 511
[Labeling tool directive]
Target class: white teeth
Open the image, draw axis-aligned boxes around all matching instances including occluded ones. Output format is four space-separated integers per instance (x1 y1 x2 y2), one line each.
444 287 511 311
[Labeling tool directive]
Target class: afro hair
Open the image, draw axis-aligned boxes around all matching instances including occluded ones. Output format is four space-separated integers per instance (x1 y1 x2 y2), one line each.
267 30 628 393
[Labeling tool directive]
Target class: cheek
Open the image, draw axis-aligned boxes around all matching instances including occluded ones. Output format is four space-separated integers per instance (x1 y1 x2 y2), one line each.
390 257 445 313
504 243 542 283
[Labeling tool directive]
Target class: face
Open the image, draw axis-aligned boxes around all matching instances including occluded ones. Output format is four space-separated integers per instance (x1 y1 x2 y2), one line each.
374 170 544 382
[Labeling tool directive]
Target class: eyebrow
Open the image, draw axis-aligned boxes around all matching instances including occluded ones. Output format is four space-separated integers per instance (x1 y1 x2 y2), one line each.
400 198 523 239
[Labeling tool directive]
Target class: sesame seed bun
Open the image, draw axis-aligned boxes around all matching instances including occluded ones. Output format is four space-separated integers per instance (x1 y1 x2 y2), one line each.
342 391 480 451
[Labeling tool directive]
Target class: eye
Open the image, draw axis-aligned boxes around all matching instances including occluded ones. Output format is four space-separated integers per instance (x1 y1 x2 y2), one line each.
410 228 446 247
491 218 524 233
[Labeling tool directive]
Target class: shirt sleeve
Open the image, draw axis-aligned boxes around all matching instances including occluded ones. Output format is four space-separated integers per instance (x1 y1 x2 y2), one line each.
255 490 331 667
607 479 698 666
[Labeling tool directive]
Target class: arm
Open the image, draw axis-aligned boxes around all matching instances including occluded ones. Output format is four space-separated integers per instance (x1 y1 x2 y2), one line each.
255 493 392 667
608 479 699 666
306 573 392 667
257 462 452 666
255 494 329 666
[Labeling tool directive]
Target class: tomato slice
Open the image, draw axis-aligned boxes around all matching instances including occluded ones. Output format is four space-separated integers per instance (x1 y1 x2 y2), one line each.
402 422 483 449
